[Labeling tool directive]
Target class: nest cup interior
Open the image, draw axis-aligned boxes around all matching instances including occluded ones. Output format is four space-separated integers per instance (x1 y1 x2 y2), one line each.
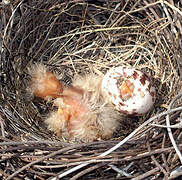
1 1 182 179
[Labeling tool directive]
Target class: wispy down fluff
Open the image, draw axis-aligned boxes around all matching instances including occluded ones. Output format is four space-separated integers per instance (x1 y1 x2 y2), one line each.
29 64 122 142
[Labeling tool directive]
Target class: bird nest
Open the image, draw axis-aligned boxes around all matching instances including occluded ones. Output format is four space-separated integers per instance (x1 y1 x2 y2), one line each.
1 0 182 179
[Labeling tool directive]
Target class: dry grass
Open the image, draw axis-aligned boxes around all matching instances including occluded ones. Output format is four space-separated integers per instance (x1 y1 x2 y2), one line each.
1 0 182 179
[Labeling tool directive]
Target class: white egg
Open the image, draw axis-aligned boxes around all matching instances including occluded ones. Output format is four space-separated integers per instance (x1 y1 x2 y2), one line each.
102 66 156 115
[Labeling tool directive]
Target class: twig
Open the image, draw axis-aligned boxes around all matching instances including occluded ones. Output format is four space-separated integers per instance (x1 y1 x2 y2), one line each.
6 143 90 180
0 140 69 146
161 132 170 174
69 163 105 180
132 167 159 180
0 115 5 137
166 92 182 163
2 1 23 52
50 106 182 179
151 121 182 128
146 139 168 177
109 164 133 177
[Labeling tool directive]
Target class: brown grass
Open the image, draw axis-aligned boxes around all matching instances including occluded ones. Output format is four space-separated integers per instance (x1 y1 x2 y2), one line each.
1 0 182 179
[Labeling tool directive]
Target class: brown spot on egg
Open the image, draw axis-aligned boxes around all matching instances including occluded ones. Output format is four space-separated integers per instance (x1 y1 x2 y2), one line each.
131 109 140 116
123 71 127 78
119 109 129 114
131 112 140 116
140 74 147 85
119 102 124 106
133 71 138 80
150 91 155 102
112 102 116 107
140 91 145 98
116 72 121 77
150 91 155 97
113 94 116 100
116 77 124 87
148 83 152 90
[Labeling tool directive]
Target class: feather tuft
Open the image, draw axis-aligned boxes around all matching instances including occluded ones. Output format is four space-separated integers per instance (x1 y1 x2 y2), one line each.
29 64 122 142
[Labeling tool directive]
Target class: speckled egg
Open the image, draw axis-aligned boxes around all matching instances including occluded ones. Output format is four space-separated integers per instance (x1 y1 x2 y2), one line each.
102 66 156 115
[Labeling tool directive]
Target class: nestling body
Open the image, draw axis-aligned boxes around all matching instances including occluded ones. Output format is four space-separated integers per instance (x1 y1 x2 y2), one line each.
29 64 121 142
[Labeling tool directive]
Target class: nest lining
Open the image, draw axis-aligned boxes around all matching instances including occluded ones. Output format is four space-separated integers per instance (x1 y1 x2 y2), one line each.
1 0 182 179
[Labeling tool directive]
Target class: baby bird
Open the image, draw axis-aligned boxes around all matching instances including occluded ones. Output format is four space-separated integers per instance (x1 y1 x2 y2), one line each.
30 64 63 100
29 64 121 142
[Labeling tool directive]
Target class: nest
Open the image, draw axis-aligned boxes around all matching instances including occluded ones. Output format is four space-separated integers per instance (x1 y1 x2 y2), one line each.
1 0 182 179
